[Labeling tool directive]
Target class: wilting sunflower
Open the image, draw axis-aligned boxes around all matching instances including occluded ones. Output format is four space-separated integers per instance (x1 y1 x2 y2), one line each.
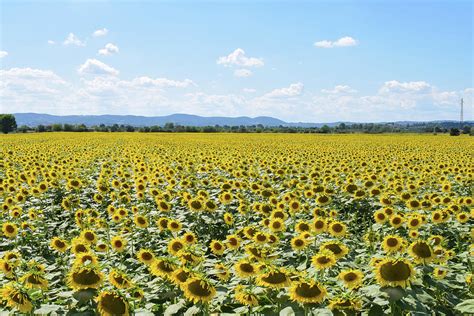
111 236 127 252
374 258 415 288
234 285 259 306
20 271 48 290
50 237 68 253
67 265 104 290
182 277 216 303
257 267 291 288
97 290 129 316
320 241 349 259
338 269 364 289
288 279 327 304
328 296 362 311
137 249 155 265
408 240 434 263
234 259 258 278
328 221 347 237
2 222 18 239
312 251 337 270
1 282 33 313
150 258 177 278
109 269 131 289
382 235 404 253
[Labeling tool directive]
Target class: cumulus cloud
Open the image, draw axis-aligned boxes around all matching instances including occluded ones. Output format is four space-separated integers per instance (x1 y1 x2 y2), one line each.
63 33 85 46
93 28 108 37
321 85 358 94
379 80 431 94
47 40 55 45
234 69 252 77
0 51 8 58
314 36 358 48
98 43 119 56
77 59 119 76
217 48 264 67
264 82 304 98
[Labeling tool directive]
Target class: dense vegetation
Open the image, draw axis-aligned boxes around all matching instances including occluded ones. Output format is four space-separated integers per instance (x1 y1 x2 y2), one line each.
0 133 472 315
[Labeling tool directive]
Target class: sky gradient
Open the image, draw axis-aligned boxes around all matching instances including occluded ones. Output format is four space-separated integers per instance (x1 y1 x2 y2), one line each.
0 0 472 122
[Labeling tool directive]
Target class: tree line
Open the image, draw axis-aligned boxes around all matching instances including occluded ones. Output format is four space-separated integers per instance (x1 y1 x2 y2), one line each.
1 114 473 135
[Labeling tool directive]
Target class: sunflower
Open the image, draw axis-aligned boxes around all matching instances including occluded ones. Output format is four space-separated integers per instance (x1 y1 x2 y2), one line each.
20 271 48 290
234 259 258 278
295 220 311 233
433 267 447 279
223 212 234 225
171 267 192 285
214 263 230 281
188 198 204 212
168 219 182 232
407 216 423 230
134 215 149 228
374 209 388 224
225 234 240 250
210 240 226 256
71 238 90 254
73 252 99 267
1 282 33 313
150 258 177 278
269 218 285 232
374 258 415 288
166 238 185 256
182 277 216 303
182 231 197 245
257 267 291 288
288 280 327 304
0 260 14 278
328 221 347 237
81 229 98 244
338 269 364 289
137 249 155 265
234 285 259 306
312 217 327 234
109 269 131 289
408 240 434 263
319 241 349 259
456 212 470 223
389 215 404 228
96 242 108 252
111 236 127 252
97 291 129 316
245 245 267 261
67 265 104 290
291 236 308 251
50 237 68 252
2 222 18 239
382 235 404 253
312 251 337 270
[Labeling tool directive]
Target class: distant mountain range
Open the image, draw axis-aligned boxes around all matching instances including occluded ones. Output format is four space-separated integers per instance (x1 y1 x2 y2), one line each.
11 113 472 128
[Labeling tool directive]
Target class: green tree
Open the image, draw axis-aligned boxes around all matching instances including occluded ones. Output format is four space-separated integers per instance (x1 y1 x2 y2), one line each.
0 114 17 134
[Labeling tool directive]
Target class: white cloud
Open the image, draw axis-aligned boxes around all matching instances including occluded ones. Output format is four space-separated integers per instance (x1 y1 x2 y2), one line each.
63 33 85 46
234 69 252 77
126 76 195 88
379 80 431 94
264 82 304 98
47 40 56 45
78 59 119 76
243 88 256 93
314 36 358 48
217 48 264 67
0 51 8 58
98 43 119 56
93 28 108 37
321 85 358 94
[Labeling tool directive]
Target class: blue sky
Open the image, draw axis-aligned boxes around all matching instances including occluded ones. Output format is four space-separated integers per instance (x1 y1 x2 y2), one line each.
0 0 472 122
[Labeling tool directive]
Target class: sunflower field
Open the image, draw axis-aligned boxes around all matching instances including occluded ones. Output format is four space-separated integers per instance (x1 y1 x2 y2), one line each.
0 132 473 315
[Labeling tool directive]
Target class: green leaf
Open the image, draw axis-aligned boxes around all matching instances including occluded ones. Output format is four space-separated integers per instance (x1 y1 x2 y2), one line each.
135 309 156 316
34 304 61 315
164 300 185 316
279 306 295 316
455 299 474 314
381 287 406 301
368 304 384 316
184 306 200 316
72 289 96 304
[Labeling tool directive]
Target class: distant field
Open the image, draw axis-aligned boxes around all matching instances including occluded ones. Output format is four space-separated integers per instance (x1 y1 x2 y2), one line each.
0 133 473 315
